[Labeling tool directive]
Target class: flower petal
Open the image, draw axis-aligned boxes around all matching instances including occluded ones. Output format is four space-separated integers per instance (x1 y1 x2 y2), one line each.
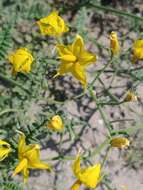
110 31 120 55
59 54 76 62
18 133 26 157
70 180 81 190
57 44 72 56
57 62 73 75
13 158 28 176
72 35 84 56
23 167 29 183
0 140 11 161
30 162 51 170
72 62 87 87
79 50 97 66
72 154 81 176
78 163 101 188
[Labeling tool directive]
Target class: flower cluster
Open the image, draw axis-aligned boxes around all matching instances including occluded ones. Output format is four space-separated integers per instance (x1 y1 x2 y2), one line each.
3 9 139 189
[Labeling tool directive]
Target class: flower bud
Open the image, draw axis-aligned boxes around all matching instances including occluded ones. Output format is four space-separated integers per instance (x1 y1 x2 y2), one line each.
124 91 138 102
110 137 130 148
110 31 120 55
47 115 64 132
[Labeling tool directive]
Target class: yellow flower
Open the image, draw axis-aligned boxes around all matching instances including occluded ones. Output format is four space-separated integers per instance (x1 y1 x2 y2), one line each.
37 11 69 36
0 140 11 161
132 40 143 62
110 137 130 148
8 48 34 74
13 133 51 183
47 115 64 132
71 154 101 190
55 35 97 87
110 31 120 55
124 90 138 102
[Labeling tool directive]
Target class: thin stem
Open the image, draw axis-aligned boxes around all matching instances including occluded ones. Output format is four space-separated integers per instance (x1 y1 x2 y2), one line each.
0 73 31 94
89 87 112 136
0 109 18 117
101 147 111 169
89 2 143 22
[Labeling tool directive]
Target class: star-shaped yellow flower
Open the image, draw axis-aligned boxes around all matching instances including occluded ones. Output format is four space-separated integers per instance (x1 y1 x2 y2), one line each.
13 133 51 183
8 48 34 75
0 140 11 161
132 40 143 62
37 11 69 37
71 154 101 190
55 35 97 87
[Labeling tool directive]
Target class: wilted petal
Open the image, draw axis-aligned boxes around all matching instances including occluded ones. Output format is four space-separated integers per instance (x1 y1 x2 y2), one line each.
110 137 130 148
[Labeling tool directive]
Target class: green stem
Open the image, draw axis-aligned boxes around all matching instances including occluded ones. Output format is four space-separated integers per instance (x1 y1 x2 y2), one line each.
85 138 110 160
89 87 112 136
89 3 143 21
0 109 18 117
0 73 30 94
101 147 111 169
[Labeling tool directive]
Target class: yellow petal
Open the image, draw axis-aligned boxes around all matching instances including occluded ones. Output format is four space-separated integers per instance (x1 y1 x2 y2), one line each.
0 140 10 146
79 50 97 66
71 180 81 190
56 44 72 57
59 54 77 62
24 144 51 170
78 163 101 188
18 133 26 158
110 31 120 55
72 62 87 87
0 147 11 161
23 167 29 183
0 140 11 161
57 62 73 75
30 162 51 170
72 155 81 176
13 158 28 176
72 35 84 56
132 40 143 62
